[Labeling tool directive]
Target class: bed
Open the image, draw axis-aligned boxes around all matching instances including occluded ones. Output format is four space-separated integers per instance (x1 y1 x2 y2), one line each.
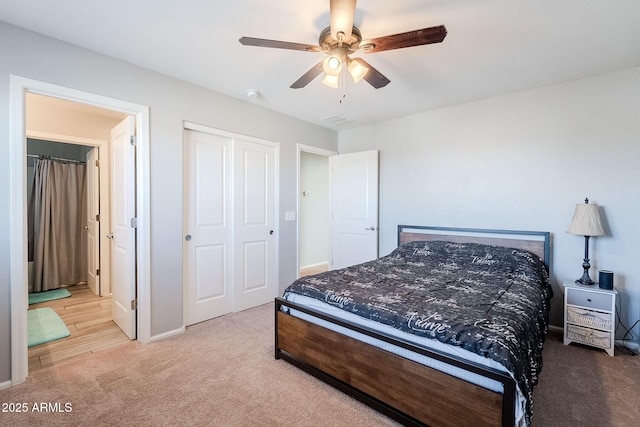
275 225 552 427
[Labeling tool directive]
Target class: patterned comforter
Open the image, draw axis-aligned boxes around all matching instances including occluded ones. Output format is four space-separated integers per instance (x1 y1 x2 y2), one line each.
283 240 552 425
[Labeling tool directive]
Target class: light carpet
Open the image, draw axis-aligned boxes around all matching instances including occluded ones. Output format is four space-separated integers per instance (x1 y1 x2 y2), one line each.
3 302 639 426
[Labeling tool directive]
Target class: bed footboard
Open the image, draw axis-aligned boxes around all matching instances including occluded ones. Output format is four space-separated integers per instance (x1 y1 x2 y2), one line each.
275 298 516 427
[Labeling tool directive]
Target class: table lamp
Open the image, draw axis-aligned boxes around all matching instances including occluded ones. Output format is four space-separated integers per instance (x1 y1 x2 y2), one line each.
566 198 605 285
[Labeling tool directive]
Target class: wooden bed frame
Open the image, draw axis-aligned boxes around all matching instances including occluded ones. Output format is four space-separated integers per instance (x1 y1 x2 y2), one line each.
275 225 551 427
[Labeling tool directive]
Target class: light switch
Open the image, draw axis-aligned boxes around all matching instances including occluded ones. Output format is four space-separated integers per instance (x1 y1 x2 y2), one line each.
285 211 296 221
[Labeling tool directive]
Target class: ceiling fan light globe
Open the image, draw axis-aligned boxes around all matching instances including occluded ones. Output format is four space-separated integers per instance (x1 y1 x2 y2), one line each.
323 55 342 76
322 73 340 88
348 58 369 83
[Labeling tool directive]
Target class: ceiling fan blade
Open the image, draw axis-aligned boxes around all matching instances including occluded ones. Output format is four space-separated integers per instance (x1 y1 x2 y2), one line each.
239 36 322 52
290 62 324 89
361 25 447 53
330 0 357 41
356 58 390 89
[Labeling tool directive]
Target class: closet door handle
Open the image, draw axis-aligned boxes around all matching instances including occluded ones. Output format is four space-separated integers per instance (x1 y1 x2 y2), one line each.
106 233 114 240
364 226 376 231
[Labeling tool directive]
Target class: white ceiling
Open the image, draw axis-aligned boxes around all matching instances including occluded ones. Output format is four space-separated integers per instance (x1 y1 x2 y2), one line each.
2 1 640 130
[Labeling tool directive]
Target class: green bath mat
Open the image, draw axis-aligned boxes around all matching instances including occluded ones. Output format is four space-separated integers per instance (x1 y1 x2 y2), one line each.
28 288 71 305
28 307 71 347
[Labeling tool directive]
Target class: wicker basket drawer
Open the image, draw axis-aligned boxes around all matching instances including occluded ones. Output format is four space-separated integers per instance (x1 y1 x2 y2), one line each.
566 324 611 349
567 306 612 330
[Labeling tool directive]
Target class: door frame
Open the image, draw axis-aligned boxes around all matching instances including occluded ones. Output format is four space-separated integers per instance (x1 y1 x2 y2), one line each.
9 75 152 386
296 144 336 277
26 131 111 297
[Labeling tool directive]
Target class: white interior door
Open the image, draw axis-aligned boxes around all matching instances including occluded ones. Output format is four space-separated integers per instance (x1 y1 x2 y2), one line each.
86 147 100 295
183 130 233 326
330 150 379 270
233 138 276 312
111 116 136 339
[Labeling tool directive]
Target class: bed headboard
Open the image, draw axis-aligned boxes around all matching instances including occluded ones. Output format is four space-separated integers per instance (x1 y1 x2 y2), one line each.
398 225 551 270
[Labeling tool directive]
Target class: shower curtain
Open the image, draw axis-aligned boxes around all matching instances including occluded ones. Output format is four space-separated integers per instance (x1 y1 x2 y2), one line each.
28 158 88 293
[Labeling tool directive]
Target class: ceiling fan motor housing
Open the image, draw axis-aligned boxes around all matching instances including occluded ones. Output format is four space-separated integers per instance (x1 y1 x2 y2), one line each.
319 26 363 53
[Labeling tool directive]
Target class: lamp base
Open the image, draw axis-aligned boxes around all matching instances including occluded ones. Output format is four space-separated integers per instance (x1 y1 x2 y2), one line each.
575 264 595 286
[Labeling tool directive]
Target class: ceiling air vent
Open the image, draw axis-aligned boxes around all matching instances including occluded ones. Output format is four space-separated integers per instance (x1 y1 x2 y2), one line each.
320 114 354 127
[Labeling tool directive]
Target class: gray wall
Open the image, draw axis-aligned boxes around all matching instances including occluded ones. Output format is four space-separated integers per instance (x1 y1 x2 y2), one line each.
0 21 338 383
339 67 640 336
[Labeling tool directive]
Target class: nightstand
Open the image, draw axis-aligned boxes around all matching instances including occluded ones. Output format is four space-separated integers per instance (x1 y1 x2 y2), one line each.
563 280 617 356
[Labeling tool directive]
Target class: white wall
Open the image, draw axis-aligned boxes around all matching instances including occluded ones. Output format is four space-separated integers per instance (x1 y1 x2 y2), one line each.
299 152 330 268
339 67 640 338
26 93 127 142
0 21 338 383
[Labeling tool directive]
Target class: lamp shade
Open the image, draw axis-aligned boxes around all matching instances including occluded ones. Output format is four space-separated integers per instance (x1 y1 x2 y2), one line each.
566 201 605 236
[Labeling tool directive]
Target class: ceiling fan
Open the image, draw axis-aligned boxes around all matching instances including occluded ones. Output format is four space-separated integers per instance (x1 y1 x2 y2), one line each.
239 0 447 89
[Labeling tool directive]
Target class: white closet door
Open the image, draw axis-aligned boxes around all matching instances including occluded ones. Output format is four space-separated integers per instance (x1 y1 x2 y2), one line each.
183 130 233 326
233 138 277 312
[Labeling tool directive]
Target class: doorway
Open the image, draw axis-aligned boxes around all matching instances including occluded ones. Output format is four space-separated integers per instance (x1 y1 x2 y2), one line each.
296 146 380 276
9 76 151 386
297 144 335 277
25 136 128 370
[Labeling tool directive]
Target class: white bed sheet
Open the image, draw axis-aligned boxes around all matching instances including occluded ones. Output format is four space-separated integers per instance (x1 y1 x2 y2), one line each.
284 293 527 426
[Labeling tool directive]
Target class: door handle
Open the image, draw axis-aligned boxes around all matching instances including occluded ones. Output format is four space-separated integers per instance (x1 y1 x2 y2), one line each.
106 233 114 240
365 226 376 231
185 234 192 241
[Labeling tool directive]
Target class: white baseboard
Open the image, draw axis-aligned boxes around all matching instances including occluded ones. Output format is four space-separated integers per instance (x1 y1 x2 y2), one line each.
300 261 329 270
0 379 12 390
149 326 185 342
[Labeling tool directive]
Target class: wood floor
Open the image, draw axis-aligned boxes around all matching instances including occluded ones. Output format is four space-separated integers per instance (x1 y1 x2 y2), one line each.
28 283 130 371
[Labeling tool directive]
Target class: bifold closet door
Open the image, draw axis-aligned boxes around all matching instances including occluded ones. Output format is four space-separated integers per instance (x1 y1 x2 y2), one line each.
183 130 233 326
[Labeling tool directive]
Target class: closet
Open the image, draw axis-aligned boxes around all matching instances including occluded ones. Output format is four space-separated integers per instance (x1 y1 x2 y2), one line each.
183 126 278 325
